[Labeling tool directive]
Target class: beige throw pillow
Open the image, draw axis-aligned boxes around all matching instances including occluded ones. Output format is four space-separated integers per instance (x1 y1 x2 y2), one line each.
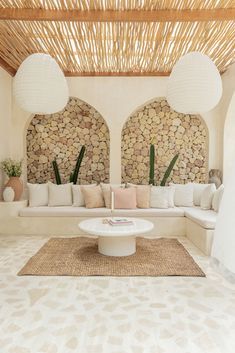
81 185 105 208
100 183 125 208
72 184 96 207
127 183 150 208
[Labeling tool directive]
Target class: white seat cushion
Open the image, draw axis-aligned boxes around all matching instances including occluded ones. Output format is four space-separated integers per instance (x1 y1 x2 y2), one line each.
113 208 184 217
19 206 184 218
183 207 217 229
19 207 112 217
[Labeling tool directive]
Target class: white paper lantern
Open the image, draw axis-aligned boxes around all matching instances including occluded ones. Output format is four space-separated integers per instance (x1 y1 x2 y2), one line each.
166 52 222 114
13 53 69 114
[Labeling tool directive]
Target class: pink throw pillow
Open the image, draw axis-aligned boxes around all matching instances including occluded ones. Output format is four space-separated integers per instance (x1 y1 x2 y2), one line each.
113 187 137 209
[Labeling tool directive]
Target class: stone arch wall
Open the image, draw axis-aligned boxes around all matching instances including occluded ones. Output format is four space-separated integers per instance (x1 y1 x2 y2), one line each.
27 97 110 184
121 97 208 185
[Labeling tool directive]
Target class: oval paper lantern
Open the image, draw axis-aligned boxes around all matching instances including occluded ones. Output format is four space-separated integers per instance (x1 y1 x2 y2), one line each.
13 53 69 114
166 52 222 114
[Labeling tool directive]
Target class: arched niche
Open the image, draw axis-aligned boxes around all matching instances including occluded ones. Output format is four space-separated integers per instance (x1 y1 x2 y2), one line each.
223 92 235 185
121 97 209 185
26 97 110 184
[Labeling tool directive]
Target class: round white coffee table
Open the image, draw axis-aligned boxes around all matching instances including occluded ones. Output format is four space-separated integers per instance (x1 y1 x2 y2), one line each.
79 218 154 257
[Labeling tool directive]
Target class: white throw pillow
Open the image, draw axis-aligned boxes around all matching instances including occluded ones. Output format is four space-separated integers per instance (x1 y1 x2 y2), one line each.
167 186 175 208
212 184 224 212
72 184 96 207
200 184 216 210
190 183 211 206
48 182 72 207
27 183 48 207
170 183 194 207
150 186 169 209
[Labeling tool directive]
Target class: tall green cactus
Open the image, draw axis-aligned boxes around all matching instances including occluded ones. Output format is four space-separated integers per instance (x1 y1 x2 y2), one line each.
71 145 86 184
160 154 179 186
52 160 62 185
149 138 156 185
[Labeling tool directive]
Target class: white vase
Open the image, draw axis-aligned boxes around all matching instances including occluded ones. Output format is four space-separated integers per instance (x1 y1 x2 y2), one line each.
3 187 15 202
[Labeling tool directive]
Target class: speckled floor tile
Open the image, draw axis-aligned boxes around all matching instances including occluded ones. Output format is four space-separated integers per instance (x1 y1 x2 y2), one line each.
0 235 235 353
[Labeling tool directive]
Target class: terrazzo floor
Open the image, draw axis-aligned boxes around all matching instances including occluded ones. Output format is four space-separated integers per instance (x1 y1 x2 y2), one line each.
0 235 235 353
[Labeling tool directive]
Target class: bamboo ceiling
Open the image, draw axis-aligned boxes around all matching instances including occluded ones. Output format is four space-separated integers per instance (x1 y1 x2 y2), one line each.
0 1 234 76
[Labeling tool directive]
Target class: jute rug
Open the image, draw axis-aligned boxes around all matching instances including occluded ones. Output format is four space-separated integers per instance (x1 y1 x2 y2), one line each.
18 237 205 277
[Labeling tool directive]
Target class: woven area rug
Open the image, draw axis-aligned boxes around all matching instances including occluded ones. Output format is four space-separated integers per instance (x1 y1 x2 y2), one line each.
18 237 205 277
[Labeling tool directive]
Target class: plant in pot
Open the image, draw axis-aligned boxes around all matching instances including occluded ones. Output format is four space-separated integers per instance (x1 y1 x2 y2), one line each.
1 158 23 201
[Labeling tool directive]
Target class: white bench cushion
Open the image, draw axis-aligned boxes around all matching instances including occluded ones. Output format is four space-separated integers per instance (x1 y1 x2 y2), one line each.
19 207 112 217
113 208 184 217
19 206 184 218
183 207 217 229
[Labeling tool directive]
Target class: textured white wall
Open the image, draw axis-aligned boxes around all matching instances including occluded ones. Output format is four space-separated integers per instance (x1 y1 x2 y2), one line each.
223 92 235 185
9 75 231 184
67 77 168 182
0 68 12 198
223 64 235 184
204 63 235 176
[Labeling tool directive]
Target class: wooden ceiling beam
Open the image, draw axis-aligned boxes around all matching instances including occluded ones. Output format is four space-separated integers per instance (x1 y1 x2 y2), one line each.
0 8 234 22
64 71 171 77
0 56 16 76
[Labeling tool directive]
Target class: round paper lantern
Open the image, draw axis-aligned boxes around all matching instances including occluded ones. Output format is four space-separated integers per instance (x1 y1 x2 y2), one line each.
166 52 222 114
13 53 69 114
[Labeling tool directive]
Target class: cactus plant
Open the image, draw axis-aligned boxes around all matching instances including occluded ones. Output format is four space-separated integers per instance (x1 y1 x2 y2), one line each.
52 160 62 185
149 138 156 185
71 145 86 184
160 154 179 186
69 172 74 183
52 145 85 185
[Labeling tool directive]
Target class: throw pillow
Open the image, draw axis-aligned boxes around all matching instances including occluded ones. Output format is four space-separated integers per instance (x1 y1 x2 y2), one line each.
72 184 96 207
100 183 125 208
212 184 224 212
166 186 175 208
170 183 194 207
190 183 211 206
113 187 137 209
150 186 169 209
127 183 151 208
200 184 216 210
48 182 72 207
81 185 105 208
27 183 48 207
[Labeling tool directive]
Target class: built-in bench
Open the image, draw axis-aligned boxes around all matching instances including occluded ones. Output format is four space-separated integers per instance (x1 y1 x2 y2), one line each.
0 201 216 255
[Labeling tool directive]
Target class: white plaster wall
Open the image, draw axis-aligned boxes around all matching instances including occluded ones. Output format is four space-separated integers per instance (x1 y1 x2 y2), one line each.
223 93 235 185
67 77 219 182
198 64 235 172
0 67 12 198
222 64 235 183
67 77 168 183
10 75 227 184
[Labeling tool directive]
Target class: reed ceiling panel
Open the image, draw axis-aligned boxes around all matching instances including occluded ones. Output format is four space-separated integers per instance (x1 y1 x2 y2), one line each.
0 1 234 75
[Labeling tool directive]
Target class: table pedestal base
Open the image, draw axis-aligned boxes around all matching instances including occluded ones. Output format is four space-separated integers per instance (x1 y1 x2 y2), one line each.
98 236 136 256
